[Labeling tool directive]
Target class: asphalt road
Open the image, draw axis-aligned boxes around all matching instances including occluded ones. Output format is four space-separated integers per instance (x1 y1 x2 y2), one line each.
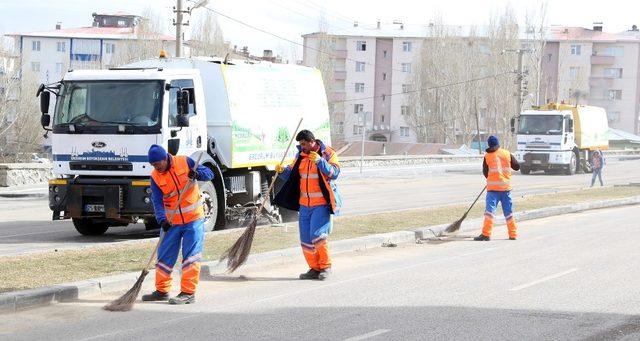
0 158 639 256
2 206 640 340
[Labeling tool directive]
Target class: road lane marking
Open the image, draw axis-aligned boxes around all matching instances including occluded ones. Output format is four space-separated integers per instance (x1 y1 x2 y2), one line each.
344 329 391 341
509 268 579 291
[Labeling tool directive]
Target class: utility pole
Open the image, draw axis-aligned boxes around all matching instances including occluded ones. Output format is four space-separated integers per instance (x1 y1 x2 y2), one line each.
173 0 188 57
359 111 369 175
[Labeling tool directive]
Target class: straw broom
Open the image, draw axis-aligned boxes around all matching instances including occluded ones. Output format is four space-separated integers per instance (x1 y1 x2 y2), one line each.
104 152 204 312
220 118 303 273
444 186 487 234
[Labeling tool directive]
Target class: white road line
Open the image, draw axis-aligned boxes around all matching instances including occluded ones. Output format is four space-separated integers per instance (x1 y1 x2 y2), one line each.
344 329 391 341
509 268 579 291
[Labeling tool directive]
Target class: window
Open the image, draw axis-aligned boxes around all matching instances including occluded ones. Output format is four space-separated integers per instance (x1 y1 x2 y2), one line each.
355 62 365 72
382 73 387 80
604 68 623 78
607 111 620 123
607 90 622 100
400 127 410 137
31 40 41 51
31 62 40 72
382 94 386 101
56 42 66 52
402 84 411 93
383 50 388 58
402 41 412 52
381 115 385 123
118 20 126 27
402 63 411 73
570 44 581 55
547 54 552 62
603 46 624 57
169 79 196 127
356 41 366 51
354 104 364 113
569 67 580 80
335 121 344 134
355 82 365 93
55 63 63 74
353 125 363 135
105 43 116 54
401 105 410 115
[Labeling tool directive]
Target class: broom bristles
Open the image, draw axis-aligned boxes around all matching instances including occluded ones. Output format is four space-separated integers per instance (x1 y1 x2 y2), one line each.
220 219 257 273
103 269 149 312
444 212 468 234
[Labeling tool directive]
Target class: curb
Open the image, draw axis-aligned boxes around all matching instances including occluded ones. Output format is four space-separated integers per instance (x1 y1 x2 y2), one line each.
0 193 47 198
1 196 638 314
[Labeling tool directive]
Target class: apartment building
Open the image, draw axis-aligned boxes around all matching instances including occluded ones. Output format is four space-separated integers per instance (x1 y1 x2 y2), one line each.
6 12 177 84
303 23 423 143
541 24 640 134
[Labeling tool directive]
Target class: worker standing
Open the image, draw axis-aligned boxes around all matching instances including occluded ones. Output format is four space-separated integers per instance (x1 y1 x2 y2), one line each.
274 130 342 280
141 145 213 304
474 136 520 241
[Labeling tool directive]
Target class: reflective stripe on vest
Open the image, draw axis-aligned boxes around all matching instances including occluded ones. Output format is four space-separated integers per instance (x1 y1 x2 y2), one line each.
485 148 512 191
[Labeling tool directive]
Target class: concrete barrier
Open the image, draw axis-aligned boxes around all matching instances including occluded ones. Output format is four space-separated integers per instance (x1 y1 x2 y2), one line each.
0 163 53 187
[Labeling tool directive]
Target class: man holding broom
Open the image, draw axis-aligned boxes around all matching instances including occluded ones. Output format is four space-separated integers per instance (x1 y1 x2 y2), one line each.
141 145 213 304
474 135 520 241
274 130 342 281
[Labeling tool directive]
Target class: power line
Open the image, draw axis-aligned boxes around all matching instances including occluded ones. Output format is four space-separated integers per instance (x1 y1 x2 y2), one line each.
188 0 408 73
330 71 515 104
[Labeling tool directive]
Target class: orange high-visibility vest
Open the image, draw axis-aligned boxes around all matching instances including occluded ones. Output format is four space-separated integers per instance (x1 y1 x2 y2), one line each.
151 155 204 225
297 147 338 209
485 148 513 191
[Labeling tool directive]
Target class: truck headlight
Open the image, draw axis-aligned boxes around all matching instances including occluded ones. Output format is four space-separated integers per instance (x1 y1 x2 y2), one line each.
145 187 152 194
54 195 61 202
53 186 59 193
143 197 150 204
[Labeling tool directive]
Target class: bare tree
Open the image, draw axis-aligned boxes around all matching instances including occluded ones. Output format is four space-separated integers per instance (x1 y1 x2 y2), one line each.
314 17 339 142
189 11 227 58
522 1 549 107
111 9 172 66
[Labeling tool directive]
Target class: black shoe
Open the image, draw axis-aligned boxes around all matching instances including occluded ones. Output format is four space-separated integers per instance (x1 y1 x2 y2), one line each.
317 268 331 281
169 292 195 305
509 237 517 240
141 290 169 302
473 234 490 241
299 269 319 280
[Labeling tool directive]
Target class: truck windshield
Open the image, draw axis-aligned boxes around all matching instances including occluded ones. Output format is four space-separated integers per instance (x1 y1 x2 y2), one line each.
54 81 163 133
518 115 563 135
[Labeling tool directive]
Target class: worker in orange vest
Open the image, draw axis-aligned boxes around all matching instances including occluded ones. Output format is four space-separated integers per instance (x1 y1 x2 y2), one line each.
474 135 521 241
273 130 342 280
141 145 213 304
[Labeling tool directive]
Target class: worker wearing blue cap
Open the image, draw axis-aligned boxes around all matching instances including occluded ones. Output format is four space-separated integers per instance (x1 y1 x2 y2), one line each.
475 136 521 241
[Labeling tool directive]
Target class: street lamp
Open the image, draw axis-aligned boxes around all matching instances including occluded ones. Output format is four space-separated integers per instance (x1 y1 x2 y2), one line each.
359 111 371 174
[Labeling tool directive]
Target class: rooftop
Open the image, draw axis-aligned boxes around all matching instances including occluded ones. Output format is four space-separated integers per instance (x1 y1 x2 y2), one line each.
6 26 175 41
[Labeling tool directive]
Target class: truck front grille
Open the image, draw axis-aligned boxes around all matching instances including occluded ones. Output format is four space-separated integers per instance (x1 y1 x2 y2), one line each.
70 162 133 171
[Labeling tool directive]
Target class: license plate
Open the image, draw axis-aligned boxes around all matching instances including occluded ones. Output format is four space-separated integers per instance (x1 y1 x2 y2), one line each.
532 160 542 164
85 204 105 213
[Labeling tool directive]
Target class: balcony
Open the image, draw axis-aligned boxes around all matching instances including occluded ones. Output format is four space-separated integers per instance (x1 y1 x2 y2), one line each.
589 76 615 88
334 71 347 80
334 49 348 59
331 91 346 102
590 55 615 65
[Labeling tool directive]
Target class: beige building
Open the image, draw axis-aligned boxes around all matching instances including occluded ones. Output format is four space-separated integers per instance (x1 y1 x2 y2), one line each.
534 24 640 134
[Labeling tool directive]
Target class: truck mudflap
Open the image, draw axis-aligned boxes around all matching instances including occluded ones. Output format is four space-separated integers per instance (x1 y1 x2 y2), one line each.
49 178 154 220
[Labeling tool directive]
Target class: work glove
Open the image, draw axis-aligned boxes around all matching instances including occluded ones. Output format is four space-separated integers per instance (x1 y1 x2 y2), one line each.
275 164 286 173
160 220 172 232
308 151 321 164
188 169 198 180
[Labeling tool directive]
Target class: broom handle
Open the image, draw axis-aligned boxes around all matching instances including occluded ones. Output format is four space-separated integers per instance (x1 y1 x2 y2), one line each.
463 185 487 216
255 117 303 218
143 152 205 270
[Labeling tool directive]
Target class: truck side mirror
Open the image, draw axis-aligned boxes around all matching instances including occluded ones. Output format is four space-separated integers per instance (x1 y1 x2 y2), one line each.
567 118 574 132
41 114 51 128
510 117 516 133
177 89 190 116
39 91 50 114
168 139 180 155
177 114 190 127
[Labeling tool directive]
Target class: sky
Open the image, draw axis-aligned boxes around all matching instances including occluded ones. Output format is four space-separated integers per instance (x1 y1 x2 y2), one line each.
1 0 639 60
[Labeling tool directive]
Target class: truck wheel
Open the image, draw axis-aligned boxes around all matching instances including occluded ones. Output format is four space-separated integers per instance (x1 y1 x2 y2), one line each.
520 166 531 175
72 218 109 236
144 217 160 230
199 181 219 231
566 154 577 175
279 208 299 223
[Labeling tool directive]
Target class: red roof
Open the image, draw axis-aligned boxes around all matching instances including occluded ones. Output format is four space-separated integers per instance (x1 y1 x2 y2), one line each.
548 27 640 42
8 26 174 41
